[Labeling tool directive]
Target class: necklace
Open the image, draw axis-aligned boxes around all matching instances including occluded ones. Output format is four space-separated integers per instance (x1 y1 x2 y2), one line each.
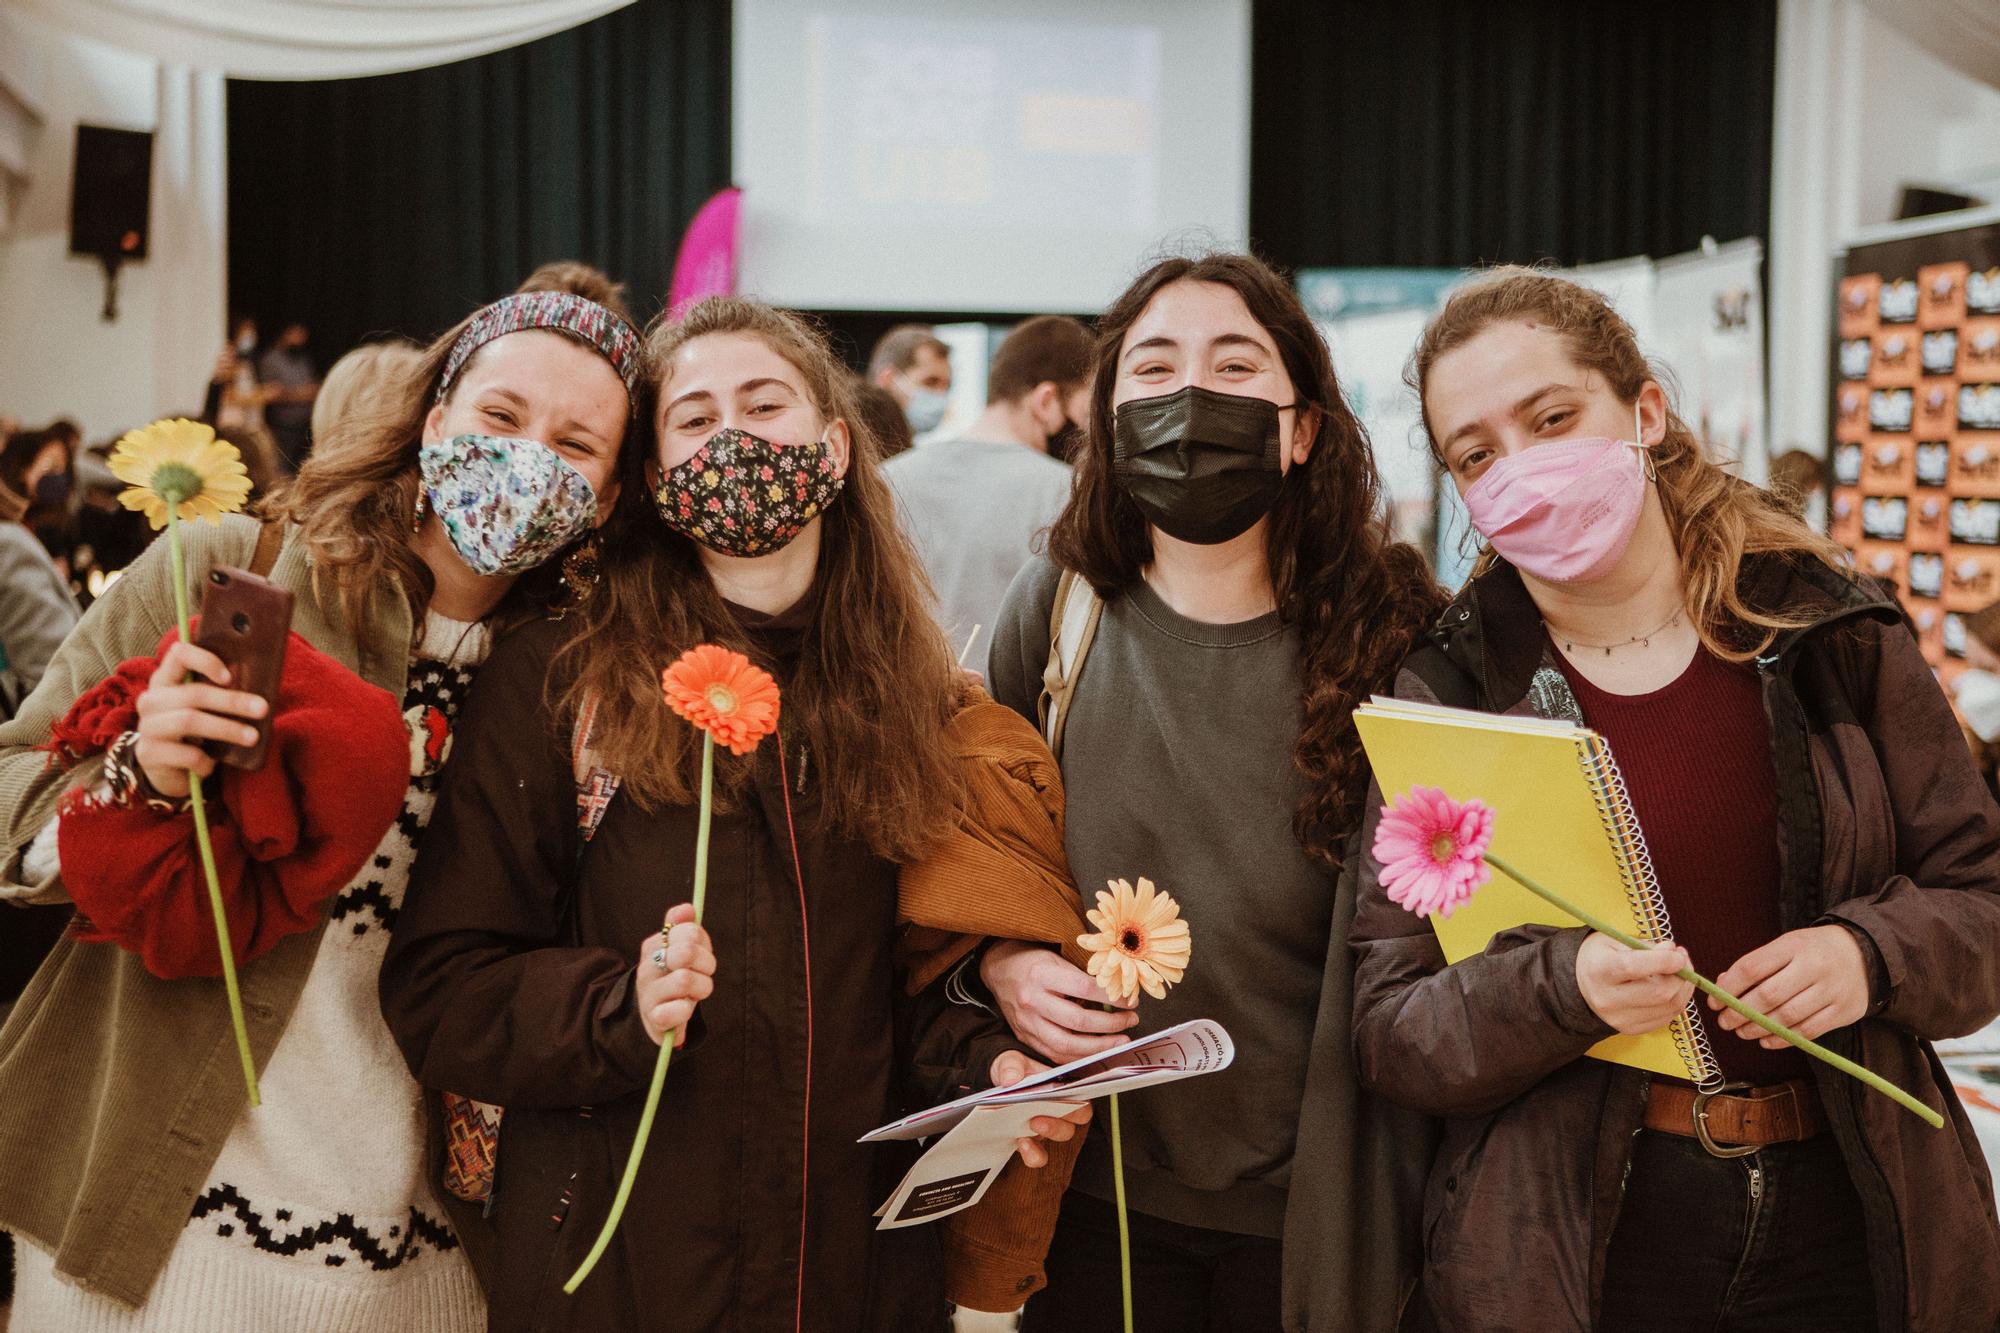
1544 608 1685 657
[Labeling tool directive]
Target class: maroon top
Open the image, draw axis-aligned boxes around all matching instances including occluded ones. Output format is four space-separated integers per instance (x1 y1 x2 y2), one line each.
1553 641 1807 1086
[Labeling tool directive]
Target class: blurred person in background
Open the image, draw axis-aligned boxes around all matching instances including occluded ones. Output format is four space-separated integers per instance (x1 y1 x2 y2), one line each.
306 339 426 469
1768 447 1828 531
0 474 78 716
259 322 321 472
851 376 915 461
885 315 1090 662
869 323 953 436
1954 601 2000 805
205 316 275 436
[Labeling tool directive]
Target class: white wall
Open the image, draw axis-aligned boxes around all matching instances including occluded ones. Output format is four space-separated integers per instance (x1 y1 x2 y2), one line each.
0 10 225 443
1768 0 2000 463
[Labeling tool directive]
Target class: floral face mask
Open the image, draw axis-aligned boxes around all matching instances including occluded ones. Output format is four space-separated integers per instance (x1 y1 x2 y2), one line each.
651 426 845 558
418 434 598 577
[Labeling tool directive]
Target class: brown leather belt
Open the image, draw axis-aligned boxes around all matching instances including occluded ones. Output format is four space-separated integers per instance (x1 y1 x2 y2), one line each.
1643 1078 1824 1157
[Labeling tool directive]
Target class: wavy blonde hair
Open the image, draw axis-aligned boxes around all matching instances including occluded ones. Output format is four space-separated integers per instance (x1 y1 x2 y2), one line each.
550 297 966 861
1408 268 1849 660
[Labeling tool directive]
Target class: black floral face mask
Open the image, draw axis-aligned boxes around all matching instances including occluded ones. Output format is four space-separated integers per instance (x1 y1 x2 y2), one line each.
651 427 845 558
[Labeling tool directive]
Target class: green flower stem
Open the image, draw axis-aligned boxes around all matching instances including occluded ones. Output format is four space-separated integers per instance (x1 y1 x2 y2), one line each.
1111 1091 1134 1333
566 732 715 1294
165 505 260 1108
1481 850 1942 1129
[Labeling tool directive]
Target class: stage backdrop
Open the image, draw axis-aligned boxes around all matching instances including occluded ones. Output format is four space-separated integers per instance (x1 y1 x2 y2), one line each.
226 0 730 353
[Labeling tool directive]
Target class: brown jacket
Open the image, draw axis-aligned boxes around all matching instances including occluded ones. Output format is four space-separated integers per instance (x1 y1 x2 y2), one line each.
381 617 1079 1330
898 696 1093 1313
1351 557 2000 1332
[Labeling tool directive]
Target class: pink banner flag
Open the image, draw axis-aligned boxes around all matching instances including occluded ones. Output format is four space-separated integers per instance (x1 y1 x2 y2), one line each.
668 186 742 318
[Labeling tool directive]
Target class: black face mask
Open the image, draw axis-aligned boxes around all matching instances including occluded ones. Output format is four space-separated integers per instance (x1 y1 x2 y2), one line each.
1111 386 1291 545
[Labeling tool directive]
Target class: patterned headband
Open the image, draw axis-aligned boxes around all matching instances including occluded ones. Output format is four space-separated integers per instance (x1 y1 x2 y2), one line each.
435 291 643 404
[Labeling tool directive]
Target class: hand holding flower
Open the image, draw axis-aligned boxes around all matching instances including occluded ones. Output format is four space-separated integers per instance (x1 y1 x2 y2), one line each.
1576 933 1694 1035
133 640 269 798
1713 925 1869 1049
980 940 1138 1064
635 903 715 1049
988 1049 1093 1168
1373 785 1942 1129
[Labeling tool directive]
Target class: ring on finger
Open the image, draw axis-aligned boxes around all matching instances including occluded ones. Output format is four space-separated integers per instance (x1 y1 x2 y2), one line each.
650 947 669 970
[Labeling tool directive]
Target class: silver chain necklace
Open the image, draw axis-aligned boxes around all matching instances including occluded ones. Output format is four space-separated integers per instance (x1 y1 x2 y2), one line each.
1544 608 1685 656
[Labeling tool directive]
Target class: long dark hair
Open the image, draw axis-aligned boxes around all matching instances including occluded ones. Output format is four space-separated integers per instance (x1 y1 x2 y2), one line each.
551 297 966 861
1050 253 1446 867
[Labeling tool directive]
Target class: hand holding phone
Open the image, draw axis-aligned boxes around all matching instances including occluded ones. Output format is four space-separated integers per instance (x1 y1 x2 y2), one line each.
190 566 295 771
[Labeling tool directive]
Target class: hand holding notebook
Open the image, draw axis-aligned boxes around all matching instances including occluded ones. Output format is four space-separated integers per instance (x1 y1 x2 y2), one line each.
1355 696 1945 1126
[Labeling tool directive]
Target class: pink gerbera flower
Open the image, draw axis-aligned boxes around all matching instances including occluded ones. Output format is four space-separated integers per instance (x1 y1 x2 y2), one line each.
1373 786 1495 919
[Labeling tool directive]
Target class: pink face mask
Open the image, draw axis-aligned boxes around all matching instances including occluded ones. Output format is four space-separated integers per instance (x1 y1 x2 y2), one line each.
1462 404 1648 585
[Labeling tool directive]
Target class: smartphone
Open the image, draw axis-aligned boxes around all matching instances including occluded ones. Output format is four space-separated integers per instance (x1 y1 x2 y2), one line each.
193 566 295 771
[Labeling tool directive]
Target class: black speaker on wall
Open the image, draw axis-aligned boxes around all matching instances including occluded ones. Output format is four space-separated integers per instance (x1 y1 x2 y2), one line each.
70 124 153 258
69 125 152 320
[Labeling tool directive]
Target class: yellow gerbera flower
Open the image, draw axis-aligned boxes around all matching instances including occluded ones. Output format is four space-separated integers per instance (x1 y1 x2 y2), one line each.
1077 876 1193 1005
108 418 253 529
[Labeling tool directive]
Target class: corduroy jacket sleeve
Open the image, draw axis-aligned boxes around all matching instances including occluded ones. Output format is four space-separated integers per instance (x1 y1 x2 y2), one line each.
1817 617 2000 1040
381 620 661 1109
0 517 254 904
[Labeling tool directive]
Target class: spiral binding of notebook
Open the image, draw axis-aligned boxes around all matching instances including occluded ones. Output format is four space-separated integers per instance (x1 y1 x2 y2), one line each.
1578 733 1725 1093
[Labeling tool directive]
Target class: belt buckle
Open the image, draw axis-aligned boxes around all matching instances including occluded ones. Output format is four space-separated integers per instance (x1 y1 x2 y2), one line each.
1692 1081 1759 1159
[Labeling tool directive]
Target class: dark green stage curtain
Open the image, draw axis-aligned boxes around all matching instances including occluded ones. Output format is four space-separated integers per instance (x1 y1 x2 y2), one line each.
1249 0 1778 271
227 0 730 357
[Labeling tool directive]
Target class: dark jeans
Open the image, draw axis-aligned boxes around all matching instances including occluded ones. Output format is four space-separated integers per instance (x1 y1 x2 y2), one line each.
1021 1190 1283 1333
1599 1129 1875 1332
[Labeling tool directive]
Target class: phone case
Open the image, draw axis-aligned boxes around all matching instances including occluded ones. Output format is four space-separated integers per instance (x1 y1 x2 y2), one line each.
193 566 295 771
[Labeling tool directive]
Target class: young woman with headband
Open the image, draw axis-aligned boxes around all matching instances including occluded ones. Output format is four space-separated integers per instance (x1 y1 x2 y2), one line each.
0 285 642 1331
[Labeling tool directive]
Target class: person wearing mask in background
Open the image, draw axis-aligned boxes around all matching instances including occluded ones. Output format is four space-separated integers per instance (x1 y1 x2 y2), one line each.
886 316 1091 662
985 254 1445 1333
2 425 80 581
1353 269 2000 1333
259 322 321 473
869 323 953 437
0 284 642 1332
852 376 917 461
205 317 273 436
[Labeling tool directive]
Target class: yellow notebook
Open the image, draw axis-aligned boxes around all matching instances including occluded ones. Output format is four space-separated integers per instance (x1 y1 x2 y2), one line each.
1354 696 1720 1085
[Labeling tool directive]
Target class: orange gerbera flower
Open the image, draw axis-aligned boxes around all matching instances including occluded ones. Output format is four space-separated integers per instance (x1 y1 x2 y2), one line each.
1077 876 1193 1005
662 644 781 756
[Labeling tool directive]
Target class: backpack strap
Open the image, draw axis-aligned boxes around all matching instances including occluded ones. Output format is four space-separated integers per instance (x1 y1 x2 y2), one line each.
571 692 621 844
247 516 286 579
1036 569 1103 762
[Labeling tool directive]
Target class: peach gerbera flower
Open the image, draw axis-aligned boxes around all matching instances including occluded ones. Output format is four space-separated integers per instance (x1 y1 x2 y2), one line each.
661 644 781 756
1372 786 1494 919
1077 876 1193 1005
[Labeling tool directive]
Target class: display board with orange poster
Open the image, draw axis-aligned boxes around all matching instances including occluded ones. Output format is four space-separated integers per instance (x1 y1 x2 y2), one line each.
1833 212 2000 689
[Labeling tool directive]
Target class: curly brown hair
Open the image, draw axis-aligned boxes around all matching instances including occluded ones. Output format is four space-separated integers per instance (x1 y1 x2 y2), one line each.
1406 268 1849 660
551 297 967 861
1049 253 1446 867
